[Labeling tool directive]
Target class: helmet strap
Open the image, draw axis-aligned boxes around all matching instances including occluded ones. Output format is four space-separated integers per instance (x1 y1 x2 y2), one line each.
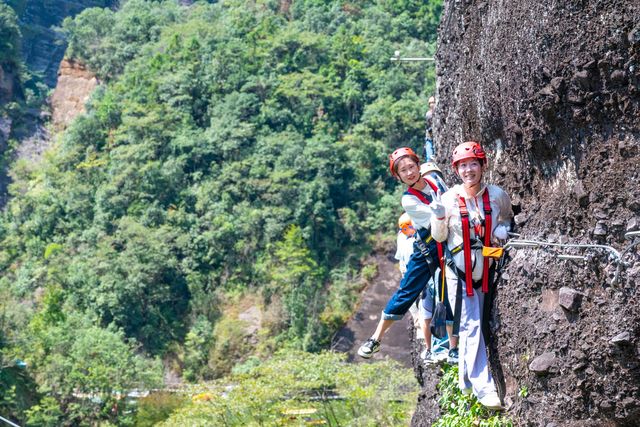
408 176 424 189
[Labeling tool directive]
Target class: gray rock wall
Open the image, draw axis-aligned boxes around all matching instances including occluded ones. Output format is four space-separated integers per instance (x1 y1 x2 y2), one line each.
415 0 640 425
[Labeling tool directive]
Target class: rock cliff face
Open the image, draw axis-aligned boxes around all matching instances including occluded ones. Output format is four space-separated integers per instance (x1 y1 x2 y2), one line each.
50 58 98 132
0 64 19 105
413 0 640 425
0 64 19 150
11 0 116 87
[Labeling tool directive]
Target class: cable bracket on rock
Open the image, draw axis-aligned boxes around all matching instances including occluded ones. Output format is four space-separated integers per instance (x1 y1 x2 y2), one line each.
503 231 640 285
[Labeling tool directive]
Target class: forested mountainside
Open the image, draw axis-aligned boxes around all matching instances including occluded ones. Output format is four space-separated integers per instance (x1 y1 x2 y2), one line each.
412 0 640 425
0 0 442 425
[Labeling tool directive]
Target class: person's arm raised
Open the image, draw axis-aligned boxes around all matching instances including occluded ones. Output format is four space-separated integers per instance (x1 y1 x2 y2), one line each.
429 189 448 242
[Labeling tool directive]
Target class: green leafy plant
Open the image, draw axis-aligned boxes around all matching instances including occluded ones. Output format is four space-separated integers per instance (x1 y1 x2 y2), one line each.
135 392 188 427
361 263 379 283
433 365 513 427
518 386 529 398
159 350 418 427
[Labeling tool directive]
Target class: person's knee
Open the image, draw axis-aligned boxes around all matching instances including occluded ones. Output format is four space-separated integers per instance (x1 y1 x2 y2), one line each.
382 310 404 321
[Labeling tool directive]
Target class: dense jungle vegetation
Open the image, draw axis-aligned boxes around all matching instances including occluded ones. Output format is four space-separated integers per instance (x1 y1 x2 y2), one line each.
0 0 441 424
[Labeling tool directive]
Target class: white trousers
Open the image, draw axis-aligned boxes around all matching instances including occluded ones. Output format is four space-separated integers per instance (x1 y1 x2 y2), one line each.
445 267 496 398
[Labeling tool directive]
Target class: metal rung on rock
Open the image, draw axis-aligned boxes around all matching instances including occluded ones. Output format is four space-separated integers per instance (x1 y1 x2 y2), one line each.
505 240 540 249
557 254 587 261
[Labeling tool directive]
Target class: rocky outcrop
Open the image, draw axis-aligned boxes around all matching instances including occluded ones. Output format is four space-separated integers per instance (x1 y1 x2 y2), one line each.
333 252 415 367
0 65 18 104
10 58 97 169
50 58 98 132
413 0 640 425
13 0 116 87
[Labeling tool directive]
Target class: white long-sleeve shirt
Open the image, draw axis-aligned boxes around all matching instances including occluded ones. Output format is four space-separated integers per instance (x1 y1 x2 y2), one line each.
431 184 513 281
400 176 447 231
395 232 416 275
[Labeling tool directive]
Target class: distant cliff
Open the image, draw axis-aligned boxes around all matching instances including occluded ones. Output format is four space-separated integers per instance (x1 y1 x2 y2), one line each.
50 58 98 132
8 0 115 87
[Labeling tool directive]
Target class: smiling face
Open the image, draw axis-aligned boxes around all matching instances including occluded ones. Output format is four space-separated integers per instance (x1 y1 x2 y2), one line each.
396 156 421 186
456 158 484 187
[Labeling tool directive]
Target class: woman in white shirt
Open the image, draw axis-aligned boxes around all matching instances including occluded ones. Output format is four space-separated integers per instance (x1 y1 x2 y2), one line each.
429 141 513 410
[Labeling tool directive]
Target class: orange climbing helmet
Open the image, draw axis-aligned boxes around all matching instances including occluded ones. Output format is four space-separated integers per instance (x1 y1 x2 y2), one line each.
398 213 415 237
389 147 420 178
451 141 487 168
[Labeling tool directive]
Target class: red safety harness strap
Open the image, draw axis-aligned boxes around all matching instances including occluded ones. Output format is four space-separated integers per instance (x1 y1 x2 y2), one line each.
406 179 445 273
481 190 492 293
458 189 493 296
458 197 474 296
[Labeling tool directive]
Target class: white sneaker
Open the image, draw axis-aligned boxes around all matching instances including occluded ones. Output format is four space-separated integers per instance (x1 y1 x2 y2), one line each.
478 391 504 410
357 338 380 359
420 349 438 365
433 350 449 363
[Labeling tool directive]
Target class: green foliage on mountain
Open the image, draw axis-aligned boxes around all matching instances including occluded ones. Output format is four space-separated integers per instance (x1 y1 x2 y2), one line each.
159 350 418 426
0 0 441 424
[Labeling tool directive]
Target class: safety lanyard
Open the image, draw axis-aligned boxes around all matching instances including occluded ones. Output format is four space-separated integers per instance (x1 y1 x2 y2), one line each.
458 189 492 296
406 179 445 274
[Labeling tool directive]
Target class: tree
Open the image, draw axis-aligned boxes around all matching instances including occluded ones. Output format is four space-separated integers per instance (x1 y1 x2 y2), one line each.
266 225 325 349
0 4 21 66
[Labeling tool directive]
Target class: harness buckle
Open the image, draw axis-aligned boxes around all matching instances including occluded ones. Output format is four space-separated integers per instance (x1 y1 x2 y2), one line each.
414 229 433 257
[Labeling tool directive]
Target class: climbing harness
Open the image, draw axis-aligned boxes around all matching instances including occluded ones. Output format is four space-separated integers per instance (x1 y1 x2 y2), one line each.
405 178 445 274
448 188 506 338
456 189 493 296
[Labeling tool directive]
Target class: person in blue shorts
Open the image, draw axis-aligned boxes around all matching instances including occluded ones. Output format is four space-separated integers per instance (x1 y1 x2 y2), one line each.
358 148 446 359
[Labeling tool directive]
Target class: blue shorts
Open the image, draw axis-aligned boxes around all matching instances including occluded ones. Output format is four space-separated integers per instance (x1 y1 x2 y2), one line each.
383 240 439 320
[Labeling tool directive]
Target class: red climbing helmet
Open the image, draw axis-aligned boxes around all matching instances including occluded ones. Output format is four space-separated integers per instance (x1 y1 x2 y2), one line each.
451 141 487 168
389 147 420 178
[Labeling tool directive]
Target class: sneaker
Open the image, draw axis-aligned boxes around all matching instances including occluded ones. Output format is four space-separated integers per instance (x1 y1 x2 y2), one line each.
478 391 504 410
357 338 380 359
432 349 449 363
420 349 438 365
447 347 459 364
461 387 472 396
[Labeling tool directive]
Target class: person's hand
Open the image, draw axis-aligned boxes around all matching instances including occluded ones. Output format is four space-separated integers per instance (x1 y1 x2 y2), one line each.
493 224 509 240
429 189 446 220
